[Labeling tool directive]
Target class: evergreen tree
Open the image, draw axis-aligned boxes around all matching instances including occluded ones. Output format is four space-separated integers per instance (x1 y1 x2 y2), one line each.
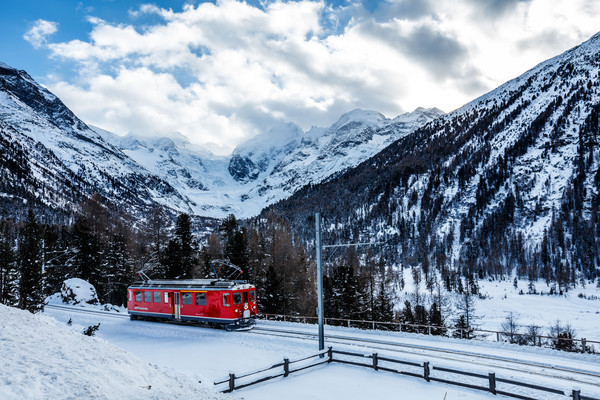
0 220 18 306
102 233 133 306
72 216 102 288
163 213 197 279
401 300 415 332
17 210 44 312
373 278 394 324
429 302 446 336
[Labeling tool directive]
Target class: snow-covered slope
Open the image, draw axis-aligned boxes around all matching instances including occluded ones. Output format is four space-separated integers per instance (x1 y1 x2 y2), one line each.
265 31 600 280
0 63 194 220
97 107 442 218
0 304 225 400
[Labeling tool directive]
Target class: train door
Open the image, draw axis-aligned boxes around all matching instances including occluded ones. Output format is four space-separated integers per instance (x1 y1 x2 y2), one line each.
173 292 181 321
242 291 250 319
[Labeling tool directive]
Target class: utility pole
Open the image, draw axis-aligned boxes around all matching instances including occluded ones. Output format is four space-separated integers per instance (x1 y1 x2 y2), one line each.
314 212 384 352
315 212 325 351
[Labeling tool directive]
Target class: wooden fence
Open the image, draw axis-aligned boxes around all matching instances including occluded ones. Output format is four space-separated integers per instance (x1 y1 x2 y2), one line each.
214 347 600 400
259 313 600 352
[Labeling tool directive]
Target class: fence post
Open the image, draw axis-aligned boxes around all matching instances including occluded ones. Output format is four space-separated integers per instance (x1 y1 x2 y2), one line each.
373 353 378 371
283 358 290 377
582 338 587 353
496 332 500 342
573 390 581 400
228 373 235 392
423 362 430 382
328 346 333 363
372 321 375 330
488 372 496 395
428 325 431 335
348 320 351 328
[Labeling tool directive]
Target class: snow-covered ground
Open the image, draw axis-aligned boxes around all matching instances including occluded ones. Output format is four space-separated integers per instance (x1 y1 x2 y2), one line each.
0 304 226 400
37 304 600 400
398 274 600 343
3 276 600 400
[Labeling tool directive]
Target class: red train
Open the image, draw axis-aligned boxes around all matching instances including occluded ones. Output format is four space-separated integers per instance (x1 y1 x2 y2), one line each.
127 278 257 330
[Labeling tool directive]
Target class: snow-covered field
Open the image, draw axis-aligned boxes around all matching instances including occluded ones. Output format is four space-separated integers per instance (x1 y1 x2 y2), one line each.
399 275 600 343
3 276 600 400
32 303 600 400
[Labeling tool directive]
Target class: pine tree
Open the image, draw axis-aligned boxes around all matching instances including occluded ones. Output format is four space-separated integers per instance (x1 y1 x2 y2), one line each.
17 210 44 312
401 300 415 332
0 220 18 306
102 233 133 306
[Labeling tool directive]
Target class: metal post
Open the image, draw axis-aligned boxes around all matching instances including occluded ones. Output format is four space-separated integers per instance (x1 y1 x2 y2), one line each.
423 361 430 382
373 353 379 371
315 212 325 352
573 390 581 400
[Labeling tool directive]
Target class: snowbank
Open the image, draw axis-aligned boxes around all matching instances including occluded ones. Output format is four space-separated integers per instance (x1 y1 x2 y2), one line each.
60 278 99 305
0 304 227 400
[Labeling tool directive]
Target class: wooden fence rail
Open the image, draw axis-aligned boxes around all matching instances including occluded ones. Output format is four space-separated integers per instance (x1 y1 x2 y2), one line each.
258 313 600 352
214 346 600 399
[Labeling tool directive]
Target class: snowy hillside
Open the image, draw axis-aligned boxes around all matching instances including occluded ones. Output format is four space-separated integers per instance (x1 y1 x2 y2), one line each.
97 107 442 218
266 30 600 285
0 62 195 221
0 304 225 400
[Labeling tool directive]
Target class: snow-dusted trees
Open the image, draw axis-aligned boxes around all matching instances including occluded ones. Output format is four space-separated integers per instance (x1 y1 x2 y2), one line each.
17 210 44 312
0 219 17 306
163 213 198 279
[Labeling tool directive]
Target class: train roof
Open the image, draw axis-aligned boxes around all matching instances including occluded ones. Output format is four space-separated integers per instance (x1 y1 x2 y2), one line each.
128 279 253 290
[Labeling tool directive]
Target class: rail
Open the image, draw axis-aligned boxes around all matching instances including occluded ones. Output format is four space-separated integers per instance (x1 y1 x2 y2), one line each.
214 346 600 399
258 313 600 352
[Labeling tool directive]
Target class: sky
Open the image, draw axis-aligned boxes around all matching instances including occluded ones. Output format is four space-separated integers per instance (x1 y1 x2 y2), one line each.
1 0 600 155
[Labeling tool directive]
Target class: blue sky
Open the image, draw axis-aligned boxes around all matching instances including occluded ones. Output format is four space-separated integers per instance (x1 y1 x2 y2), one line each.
2 0 599 154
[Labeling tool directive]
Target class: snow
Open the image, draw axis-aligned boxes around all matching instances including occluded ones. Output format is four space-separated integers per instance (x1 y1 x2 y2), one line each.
0 304 226 400
31 300 600 400
398 273 600 344
96 107 442 218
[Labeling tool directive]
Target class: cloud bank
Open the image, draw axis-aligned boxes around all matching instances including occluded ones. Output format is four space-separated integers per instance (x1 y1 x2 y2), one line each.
31 0 600 155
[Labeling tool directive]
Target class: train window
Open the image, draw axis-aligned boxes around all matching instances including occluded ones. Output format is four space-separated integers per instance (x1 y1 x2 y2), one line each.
196 292 207 306
182 292 192 305
223 293 230 307
249 290 256 302
128 290 132 301
233 292 242 305
164 292 169 303
243 291 248 303
135 291 142 302
144 291 152 303
153 291 160 303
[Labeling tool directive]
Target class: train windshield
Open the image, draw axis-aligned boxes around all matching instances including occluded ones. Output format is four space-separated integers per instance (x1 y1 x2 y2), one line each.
249 290 256 302
243 291 248 303
233 292 242 304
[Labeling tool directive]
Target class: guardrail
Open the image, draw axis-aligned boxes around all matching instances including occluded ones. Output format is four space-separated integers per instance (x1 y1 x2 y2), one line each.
258 313 599 353
214 347 600 399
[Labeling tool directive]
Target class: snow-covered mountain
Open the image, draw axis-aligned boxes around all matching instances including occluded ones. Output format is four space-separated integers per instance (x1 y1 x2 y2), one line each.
96 107 442 218
0 62 195 221
0 60 440 220
265 31 600 281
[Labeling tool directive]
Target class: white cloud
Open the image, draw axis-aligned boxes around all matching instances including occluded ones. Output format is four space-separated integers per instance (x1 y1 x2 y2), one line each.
35 0 600 154
24 19 58 49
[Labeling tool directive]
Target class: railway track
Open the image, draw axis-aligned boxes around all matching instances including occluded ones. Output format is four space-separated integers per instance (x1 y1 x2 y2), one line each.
44 304 600 394
44 304 130 319
249 325 600 391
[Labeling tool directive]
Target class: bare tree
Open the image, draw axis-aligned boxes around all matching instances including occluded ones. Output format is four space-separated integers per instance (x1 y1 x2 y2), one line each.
501 312 520 344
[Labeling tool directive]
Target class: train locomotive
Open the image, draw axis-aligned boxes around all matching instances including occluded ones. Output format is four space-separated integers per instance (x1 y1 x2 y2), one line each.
126 260 257 330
